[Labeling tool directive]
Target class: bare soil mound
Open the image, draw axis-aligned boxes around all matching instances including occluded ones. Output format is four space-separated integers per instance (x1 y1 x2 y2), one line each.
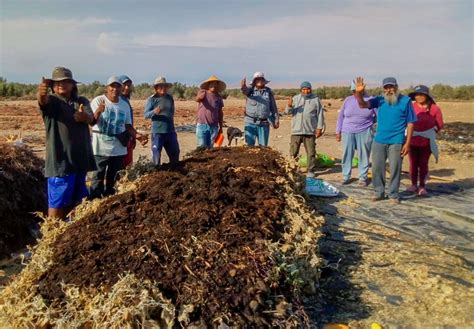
439 122 474 158
3 147 322 327
0 142 45 257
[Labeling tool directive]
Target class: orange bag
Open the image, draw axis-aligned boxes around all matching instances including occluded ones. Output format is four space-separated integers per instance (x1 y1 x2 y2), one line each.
214 130 224 147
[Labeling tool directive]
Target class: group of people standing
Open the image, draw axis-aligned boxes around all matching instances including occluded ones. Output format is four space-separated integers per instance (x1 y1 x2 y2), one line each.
37 67 443 220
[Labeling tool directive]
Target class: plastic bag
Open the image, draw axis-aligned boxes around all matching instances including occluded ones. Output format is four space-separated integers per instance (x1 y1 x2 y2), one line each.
305 177 339 197
298 153 336 168
214 130 224 147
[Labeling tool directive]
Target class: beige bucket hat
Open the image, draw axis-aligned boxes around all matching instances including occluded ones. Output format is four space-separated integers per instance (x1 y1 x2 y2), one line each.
153 76 173 88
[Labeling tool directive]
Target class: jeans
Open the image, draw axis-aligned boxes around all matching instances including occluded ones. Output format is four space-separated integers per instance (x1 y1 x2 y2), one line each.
290 135 316 177
409 145 431 187
371 141 402 199
196 123 219 148
244 122 270 146
89 155 125 199
151 132 180 165
341 128 373 181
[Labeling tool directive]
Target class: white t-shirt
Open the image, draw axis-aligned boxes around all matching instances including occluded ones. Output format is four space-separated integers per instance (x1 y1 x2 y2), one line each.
91 95 132 156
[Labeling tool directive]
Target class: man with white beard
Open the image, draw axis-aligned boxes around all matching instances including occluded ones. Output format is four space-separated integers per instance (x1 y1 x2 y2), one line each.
354 77 416 204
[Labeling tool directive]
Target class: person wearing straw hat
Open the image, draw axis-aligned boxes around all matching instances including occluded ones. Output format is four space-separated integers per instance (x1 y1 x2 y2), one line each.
37 66 97 219
195 75 226 148
240 71 279 146
354 76 416 204
335 80 376 186
144 76 180 165
285 81 325 179
407 85 444 196
89 76 136 199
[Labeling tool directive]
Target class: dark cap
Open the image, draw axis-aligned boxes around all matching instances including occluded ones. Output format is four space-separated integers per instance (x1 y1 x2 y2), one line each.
382 77 397 87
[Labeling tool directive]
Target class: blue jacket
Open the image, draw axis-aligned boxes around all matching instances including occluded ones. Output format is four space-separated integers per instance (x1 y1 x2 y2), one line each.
241 86 279 125
144 93 175 134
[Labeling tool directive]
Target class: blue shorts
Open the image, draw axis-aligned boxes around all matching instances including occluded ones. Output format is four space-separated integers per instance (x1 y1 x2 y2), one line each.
47 173 88 209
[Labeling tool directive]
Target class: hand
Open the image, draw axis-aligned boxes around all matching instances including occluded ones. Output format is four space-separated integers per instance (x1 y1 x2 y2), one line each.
153 106 161 115
401 142 410 157
355 77 366 94
240 77 246 88
136 133 149 146
315 129 323 138
38 77 49 97
336 133 341 142
97 98 106 114
273 122 279 129
74 104 90 123
287 96 293 107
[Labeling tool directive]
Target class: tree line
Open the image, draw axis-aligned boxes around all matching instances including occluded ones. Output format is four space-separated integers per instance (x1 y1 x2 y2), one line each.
0 77 473 101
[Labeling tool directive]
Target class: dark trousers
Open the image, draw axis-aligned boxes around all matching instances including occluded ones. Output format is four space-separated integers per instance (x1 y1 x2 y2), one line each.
409 145 431 187
290 135 316 176
89 155 125 199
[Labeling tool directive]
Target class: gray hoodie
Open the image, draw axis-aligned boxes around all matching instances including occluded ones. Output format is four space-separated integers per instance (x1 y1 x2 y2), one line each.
285 94 324 135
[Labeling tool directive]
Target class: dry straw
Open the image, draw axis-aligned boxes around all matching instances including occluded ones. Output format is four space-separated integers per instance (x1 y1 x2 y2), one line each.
0 151 324 327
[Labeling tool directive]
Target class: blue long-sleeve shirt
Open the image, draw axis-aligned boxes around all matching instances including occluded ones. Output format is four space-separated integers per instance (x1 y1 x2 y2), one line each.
144 94 175 134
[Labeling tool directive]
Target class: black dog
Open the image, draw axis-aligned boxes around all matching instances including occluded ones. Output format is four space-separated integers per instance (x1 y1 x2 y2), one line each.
227 127 243 146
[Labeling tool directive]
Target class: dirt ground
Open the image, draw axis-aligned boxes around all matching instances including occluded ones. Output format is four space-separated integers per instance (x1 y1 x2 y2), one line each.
0 98 473 327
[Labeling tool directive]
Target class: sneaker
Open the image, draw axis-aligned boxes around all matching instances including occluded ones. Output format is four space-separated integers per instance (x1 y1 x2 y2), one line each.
342 179 351 185
389 198 400 205
406 185 418 193
358 179 368 187
418 187 428 196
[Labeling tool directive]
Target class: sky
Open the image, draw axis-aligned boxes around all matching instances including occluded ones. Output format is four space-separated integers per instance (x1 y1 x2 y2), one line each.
1 0 473 87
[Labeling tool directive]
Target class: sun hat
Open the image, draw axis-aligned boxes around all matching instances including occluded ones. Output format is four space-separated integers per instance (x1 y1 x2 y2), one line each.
300 81 312 89
106 76 123 86
153 76 173 88
382 77 398 87
251 71 270 85
119 75 132 84
200 75 226 93
44 67 79 85
409 85 435 103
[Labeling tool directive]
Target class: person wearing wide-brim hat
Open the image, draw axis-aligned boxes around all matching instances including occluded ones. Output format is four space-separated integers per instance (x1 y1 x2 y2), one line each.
37 66 96 219
144 76 180 165
240 71 279 146
406 85 444 196
195 75 226 148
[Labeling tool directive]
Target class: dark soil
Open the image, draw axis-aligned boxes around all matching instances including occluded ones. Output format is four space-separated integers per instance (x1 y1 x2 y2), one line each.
438 122 474 158
0 142 46 258
37 147 298 326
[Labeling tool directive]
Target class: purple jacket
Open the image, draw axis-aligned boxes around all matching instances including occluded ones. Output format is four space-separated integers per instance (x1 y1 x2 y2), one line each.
336 95 375 134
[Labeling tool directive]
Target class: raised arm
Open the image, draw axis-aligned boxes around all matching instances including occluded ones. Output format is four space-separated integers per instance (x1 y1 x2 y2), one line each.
196 89 206 102
37 77 49 106
240 77 250 96
354 77 371 108
284 96 295 114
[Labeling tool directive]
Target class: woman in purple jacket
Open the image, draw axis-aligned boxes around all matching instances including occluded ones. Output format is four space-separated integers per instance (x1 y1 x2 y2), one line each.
336 81 376 186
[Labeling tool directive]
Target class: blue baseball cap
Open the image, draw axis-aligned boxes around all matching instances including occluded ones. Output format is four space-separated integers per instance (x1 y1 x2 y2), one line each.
382 77 398 87
119 75 132 84
300 81 312 89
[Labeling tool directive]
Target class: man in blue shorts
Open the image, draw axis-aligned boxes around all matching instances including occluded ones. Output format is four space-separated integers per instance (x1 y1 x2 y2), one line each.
37 67 97 219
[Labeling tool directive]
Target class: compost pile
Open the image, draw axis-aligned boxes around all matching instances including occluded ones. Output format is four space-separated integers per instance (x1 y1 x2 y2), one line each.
0 142 45 257
0 147 323 328
438 122 474 158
